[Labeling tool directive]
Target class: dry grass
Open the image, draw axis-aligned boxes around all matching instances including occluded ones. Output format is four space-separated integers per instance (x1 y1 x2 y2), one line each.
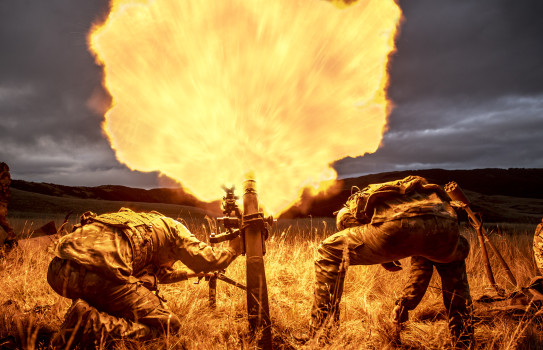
1 218 542 349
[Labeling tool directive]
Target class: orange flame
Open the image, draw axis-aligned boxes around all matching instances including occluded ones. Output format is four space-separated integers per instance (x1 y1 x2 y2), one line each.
89 0 401 215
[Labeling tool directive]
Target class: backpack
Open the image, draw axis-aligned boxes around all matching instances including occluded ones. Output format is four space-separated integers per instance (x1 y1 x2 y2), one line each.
344 175 448 224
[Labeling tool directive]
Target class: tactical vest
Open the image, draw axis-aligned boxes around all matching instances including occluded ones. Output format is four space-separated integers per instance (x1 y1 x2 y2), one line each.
83 209 164 271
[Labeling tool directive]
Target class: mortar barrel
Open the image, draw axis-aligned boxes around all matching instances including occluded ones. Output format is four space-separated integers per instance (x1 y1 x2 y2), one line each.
444 181 471 205
243 177 272 350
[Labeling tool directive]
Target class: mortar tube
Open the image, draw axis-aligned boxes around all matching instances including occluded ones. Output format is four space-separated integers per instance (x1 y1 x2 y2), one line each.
243 178 272 350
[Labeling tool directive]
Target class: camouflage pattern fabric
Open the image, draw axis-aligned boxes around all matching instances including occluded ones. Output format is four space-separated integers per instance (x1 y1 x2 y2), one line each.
51 209 238 282
345 175 455 224
48 257 168 341
48 209 239 344
394 254 474 348
311 209 473 347
533 219 543 274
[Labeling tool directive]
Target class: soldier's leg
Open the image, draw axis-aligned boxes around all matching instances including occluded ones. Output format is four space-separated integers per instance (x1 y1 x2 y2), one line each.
434 256 474 349
392 256 434 324
310 218 456 336
311 231 348 333
310 224 392 332
86 280 181 336
48 257 180 344
51 298 154 349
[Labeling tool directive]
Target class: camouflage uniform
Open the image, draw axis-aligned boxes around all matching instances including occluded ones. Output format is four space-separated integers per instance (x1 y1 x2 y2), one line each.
392 255 473 347
311 176 473 347
47 208 239 347
533 218 543 274
0 162 16 244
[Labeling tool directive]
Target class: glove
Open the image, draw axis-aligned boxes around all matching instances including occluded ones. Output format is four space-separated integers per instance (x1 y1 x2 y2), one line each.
228 235 243 255
381 260 402 272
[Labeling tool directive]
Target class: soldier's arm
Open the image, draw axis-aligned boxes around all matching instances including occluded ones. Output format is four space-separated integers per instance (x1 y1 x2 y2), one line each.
170 221 241 273
157 267 212 284
156 267 189 283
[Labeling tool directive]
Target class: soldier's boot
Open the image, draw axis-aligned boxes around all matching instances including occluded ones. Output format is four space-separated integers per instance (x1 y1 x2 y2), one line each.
391 300 409 344
51 299 95 349
299 300 341 346
448 314 474 350
293 322 337 346
51 299 155 349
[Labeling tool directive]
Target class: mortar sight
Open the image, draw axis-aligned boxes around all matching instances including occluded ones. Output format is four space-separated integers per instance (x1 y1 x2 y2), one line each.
221 185 241 217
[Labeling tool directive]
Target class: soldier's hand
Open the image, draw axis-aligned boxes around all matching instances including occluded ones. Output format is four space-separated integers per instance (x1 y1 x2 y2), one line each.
381 261 402 272
186 270 213 279
156 266 175 281
228 235 243 255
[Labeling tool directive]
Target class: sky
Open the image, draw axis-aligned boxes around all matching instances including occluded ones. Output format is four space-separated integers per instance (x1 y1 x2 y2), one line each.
0 0 542 189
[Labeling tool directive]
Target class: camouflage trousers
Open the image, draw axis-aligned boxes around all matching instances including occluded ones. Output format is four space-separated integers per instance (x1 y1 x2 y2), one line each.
532 219 543 274
0 201 15 240
395 256 473 347
311 215 473 345
47 257 181 342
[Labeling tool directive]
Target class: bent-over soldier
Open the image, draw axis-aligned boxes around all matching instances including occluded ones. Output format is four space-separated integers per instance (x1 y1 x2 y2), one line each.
309 176 473 348
0 162 17 249
48 208 242 348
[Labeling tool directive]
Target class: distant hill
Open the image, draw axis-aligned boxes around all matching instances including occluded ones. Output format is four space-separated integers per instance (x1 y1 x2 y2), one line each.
10 179 221 214
9 168 543 223
282 168 543 223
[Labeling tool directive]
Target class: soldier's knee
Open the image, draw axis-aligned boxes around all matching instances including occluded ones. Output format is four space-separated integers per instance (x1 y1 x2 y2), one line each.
168 313 181 333
47 257 68 296
142 307 182 334
318 233 347 258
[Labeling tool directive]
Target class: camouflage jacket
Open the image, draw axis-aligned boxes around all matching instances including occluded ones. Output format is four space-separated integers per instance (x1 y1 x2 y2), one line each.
51 209 238 283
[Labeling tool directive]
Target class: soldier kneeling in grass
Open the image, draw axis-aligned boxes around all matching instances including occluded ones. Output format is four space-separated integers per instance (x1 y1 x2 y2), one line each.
47 208 243 349
306 176 474 349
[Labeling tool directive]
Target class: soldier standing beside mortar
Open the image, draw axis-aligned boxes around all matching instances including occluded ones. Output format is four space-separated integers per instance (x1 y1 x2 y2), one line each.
303 175 474 349
0 162 17 251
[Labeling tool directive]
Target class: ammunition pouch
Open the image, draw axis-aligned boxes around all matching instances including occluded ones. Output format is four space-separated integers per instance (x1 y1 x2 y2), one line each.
81 209 164 272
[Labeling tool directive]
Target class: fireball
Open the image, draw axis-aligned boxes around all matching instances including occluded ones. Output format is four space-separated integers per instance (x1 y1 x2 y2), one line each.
89 0 401 215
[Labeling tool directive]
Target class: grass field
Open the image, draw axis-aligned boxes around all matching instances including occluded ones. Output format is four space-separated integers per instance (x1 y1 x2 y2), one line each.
1 210 542 349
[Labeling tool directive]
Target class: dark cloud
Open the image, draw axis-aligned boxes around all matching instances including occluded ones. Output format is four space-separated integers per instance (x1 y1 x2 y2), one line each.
335 0 543 177
0 0 123 184
389 0 543 102
335 96 543 176
0 0 541 187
